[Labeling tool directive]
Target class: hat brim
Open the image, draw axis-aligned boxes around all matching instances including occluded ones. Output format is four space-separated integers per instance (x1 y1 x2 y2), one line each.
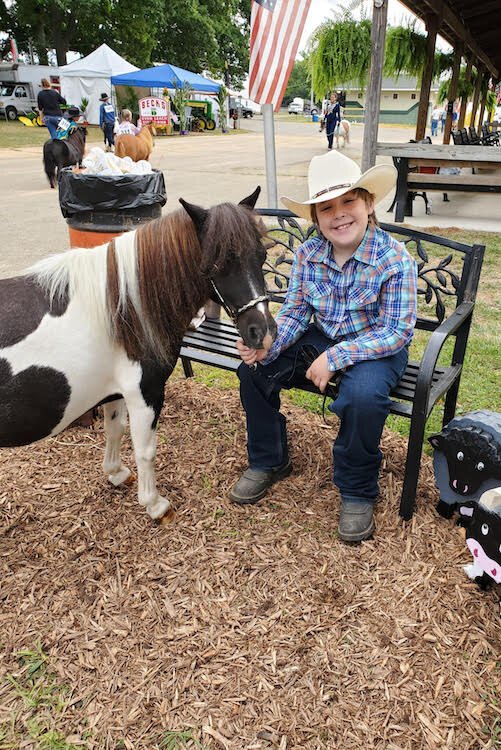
281 163 397 221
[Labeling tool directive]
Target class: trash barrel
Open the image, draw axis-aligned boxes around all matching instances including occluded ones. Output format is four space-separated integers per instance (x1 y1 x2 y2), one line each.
312 113 319 123
58 168 167 248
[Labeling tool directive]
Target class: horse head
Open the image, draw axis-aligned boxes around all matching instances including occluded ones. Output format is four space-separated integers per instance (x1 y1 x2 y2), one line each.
180 187 277 352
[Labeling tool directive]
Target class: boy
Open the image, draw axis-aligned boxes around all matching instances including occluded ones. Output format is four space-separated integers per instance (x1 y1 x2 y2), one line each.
99 92 116 151
230 151 417 542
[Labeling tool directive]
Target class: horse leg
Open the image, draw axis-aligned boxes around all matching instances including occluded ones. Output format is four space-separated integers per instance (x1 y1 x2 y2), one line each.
102 398 132 486
126 397 170 519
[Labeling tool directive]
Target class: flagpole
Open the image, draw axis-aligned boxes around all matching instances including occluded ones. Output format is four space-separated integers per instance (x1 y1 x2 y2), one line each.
262 103 278 208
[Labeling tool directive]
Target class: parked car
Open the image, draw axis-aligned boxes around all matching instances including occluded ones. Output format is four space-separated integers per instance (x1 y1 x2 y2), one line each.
288 101 303 114
241 106 254 118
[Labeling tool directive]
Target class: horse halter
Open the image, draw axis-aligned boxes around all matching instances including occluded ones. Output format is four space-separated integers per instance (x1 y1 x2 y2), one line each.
210 279 269 323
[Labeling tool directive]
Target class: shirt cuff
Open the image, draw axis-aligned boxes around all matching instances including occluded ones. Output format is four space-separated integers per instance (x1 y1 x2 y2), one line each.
326 346 349 372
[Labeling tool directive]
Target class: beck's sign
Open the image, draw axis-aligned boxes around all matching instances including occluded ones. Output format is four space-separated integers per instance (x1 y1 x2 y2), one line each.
139 97 169 125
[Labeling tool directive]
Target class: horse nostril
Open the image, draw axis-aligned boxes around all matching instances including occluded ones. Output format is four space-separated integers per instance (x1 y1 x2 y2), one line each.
248 325 261 345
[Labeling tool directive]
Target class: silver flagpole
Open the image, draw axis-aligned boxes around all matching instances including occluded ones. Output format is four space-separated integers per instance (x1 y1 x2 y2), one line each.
262 102 278 208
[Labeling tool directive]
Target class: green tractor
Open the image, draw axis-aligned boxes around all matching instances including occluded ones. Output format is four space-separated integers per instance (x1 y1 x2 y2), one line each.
187 99 216 131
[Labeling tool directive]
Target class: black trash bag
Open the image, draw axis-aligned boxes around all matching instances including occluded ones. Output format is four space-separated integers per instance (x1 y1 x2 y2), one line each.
58 167 167 218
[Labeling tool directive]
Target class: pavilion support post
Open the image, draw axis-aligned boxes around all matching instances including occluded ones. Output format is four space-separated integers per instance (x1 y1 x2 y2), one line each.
443 43 463 144
478 72 489 127
415 13 439 141
470 64 482 129
458 58 473 130
361 0 388 171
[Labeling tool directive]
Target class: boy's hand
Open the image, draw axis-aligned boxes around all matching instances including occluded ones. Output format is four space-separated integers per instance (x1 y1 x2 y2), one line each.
306 351 332 393
236 338 268 366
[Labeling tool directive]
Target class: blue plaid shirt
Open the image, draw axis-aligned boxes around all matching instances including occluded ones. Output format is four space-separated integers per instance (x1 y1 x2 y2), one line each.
263 225 417 372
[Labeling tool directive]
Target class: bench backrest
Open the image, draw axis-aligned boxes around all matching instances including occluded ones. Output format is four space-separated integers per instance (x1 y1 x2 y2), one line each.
257 209 485 333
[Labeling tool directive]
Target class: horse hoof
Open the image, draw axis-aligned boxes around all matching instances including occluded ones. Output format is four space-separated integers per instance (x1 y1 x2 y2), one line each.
158 506 176 525
146 496 171 520
108 466 132 486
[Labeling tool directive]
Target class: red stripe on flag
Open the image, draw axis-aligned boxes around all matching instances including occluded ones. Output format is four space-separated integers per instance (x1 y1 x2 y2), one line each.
249 0 312 111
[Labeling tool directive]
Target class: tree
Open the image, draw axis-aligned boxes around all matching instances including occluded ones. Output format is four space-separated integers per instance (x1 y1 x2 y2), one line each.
283 58 310 105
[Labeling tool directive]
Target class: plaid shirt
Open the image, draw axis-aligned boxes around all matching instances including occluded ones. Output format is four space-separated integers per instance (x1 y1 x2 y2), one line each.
263 225 417 372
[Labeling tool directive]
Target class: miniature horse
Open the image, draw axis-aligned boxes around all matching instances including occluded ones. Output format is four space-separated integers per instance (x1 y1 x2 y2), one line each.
115 123 155 161
0 188 276 520
43 126 87 188
335 120 350 149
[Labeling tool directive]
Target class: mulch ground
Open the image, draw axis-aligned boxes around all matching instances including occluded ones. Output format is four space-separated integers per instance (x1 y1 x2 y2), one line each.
0 379 499 750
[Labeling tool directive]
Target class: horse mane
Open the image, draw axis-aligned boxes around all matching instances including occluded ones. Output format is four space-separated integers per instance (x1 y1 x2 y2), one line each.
107 202 264 364
29 202 264 366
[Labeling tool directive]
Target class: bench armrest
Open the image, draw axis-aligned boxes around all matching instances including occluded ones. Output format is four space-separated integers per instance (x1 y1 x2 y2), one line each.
413 301 475 416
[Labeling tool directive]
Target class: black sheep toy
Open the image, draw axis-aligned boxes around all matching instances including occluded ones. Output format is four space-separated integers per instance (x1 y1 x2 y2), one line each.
429 410 501 518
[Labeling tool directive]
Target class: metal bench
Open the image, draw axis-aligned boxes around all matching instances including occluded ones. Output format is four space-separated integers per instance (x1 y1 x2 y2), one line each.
180 210 485 520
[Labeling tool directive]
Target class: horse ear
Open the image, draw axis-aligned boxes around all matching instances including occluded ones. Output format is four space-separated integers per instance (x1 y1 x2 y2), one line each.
239 186 261 209
179 198 208 235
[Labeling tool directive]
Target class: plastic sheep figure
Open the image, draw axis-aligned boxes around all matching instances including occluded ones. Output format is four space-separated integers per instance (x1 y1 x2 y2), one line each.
429 410 501 518
459 487 501 590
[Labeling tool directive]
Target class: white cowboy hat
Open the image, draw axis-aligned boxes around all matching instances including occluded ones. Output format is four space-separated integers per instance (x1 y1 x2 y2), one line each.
281 150 397 221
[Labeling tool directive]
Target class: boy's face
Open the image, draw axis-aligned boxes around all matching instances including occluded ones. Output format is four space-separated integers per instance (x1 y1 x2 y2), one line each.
315 190 373 255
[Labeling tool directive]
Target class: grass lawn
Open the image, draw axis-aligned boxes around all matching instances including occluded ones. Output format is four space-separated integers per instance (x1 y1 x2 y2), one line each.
0 119 247 149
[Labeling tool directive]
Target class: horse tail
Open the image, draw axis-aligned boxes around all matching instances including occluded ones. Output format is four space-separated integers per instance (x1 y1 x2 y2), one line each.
43 141 58 189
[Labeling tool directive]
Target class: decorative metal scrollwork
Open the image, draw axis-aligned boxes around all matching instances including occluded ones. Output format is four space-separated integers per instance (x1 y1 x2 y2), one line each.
259 214 462 323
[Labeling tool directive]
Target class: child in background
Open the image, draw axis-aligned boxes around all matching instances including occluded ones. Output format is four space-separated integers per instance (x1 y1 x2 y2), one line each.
116 109 140 136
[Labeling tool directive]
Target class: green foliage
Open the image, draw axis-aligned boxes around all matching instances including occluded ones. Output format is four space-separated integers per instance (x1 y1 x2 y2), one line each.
217 84 228 131
384 24 428 79
160 729 202 749
172 83 193 132
2 0 250 83
309 14 372 97
283 57 311 104
116 85 141 121
436 65 477 105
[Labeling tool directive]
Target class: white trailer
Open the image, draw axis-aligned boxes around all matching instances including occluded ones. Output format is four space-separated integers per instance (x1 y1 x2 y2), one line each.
0 63 61 120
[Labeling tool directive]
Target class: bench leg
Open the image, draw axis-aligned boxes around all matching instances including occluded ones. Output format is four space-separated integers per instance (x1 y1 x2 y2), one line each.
442 381 459 427
181 356 194 378
399 414 427 521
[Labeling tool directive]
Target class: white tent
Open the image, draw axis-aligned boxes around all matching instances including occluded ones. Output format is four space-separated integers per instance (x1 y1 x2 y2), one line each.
60 44 138 125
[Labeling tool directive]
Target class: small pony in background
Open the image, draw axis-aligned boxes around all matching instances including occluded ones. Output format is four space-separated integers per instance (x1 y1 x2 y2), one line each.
43 125 87 189
115 122 155 162
335 119 350 149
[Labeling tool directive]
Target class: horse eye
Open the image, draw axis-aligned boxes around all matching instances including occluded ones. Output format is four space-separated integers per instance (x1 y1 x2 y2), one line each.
456 451 464 461
481 523 489 535
476 462 485 471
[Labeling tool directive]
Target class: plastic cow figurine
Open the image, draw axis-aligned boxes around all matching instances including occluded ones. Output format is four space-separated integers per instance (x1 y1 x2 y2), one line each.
429 410 501 517
459 487 501 590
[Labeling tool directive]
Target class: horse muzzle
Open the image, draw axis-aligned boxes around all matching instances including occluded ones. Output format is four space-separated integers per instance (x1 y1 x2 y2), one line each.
237 302 277 351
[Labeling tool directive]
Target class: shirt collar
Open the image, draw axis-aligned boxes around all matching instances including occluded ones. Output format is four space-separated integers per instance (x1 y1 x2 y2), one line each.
305 225 379 268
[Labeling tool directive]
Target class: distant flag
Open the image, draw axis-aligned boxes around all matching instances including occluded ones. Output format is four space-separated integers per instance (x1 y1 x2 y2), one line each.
10 37 19 63
249 0 312 112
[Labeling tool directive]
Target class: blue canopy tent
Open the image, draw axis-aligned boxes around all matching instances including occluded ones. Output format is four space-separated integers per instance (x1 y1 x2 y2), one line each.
111 63 220 93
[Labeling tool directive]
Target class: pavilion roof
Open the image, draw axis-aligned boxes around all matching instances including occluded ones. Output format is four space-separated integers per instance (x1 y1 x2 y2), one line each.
400 0 501 79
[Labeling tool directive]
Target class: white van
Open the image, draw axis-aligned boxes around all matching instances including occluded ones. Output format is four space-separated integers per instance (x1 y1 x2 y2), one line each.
0 82 38 120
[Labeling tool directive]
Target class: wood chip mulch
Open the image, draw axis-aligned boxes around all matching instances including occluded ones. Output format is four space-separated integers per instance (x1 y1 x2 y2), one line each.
0 379 500 749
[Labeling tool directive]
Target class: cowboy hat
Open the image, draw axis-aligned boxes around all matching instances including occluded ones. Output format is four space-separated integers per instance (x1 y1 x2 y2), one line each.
99 93 109 101
66 106 80 117
281 151 397 221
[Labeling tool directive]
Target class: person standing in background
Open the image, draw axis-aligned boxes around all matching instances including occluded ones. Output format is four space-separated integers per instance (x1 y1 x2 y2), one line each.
430 106 442 137
116 109 140 136
321 91 341 150
37 78 66 139
99 93 116 151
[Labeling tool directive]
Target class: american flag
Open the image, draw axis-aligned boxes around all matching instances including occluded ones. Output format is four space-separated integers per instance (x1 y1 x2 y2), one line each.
249 0 312 112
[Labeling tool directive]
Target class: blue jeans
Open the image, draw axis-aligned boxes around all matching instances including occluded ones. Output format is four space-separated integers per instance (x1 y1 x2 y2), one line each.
237 324 408 502
103 122 115 147
44 115 61 139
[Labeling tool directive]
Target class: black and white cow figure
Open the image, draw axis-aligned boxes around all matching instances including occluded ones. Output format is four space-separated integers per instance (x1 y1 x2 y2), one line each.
459 487 501 590
429 410 501 518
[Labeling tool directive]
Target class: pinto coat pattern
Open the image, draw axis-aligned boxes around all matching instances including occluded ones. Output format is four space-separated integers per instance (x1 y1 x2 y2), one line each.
0 189 276 520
